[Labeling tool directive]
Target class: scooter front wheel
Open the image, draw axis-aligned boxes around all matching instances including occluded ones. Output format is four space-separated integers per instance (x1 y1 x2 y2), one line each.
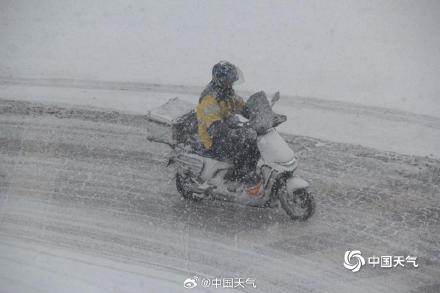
278 184 315 221
175 173 202 202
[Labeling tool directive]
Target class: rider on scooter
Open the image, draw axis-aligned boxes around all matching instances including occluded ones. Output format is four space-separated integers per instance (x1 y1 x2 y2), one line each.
196 61 260 185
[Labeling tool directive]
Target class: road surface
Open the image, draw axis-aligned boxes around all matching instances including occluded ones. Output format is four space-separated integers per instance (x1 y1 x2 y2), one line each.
1 98 439 292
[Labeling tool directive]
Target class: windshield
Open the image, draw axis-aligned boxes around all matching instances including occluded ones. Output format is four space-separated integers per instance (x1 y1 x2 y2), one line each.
246 91 274 134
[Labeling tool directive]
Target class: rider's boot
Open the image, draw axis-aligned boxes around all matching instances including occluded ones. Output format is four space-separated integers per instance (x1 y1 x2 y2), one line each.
243 171 263 196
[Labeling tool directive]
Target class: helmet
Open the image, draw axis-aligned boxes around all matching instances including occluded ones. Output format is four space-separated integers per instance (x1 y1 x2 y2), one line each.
212 61 239 86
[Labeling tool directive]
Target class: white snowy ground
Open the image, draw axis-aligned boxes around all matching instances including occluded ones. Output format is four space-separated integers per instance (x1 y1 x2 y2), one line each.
0 239 205 293
1 79 440 293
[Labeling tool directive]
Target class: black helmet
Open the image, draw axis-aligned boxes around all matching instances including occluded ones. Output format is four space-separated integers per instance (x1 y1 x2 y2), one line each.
212 61 239 85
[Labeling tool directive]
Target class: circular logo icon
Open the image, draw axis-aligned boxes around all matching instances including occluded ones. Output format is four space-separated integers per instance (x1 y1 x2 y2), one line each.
183 276 198 289
344 250 365 272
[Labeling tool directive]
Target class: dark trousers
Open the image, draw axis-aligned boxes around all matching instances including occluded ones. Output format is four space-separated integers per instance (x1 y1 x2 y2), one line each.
210 133 259 178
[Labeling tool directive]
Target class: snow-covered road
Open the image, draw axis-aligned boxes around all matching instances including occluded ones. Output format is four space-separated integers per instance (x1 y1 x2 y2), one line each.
1 95 439 292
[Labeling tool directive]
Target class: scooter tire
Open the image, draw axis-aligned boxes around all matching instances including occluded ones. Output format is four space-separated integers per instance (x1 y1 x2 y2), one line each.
278 184 315 221
175 173 202 202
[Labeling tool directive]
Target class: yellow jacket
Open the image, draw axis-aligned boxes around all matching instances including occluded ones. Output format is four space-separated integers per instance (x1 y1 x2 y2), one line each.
196 94 245 149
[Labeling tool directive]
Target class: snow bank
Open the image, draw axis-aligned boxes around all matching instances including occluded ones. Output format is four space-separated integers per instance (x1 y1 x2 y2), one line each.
1 80 439 158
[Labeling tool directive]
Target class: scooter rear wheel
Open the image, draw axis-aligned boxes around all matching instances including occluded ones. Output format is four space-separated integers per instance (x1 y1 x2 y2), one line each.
175 173 202 202
278 184 315 221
